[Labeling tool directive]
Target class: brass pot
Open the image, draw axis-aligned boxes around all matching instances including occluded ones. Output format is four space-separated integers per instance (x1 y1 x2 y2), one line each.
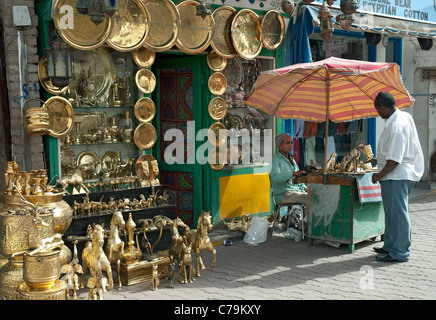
0 256 23 300
0 192 72 234
23 249 60 291
18 280 66 300
0 209 54 259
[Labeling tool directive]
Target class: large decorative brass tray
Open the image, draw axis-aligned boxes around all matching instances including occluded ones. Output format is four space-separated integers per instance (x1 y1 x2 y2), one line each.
38 56 69 95
143 0 180 52
261 10 285 50
134 97 156 123
53 0 113 50
231 9 262 60
208 97 227 121
100 151 120 177
211 6 237 58
45 96 74 138
133 46 156 68
77 150 100 168
176 0 215 54
134 122 157 150
106 0 150 52
135 69 156 94
69 47 116 105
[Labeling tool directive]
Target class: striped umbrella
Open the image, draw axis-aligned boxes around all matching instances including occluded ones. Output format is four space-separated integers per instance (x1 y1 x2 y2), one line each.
244 56 414 172
244 56 414 123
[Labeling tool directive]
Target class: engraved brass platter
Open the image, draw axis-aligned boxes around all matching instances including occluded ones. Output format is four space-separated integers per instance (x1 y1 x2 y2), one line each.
135 69 156 94
208 72 227 96
100 151 120 177
134 97 156 123
143 0 180 52
231 9 262 60
133 46 156 68
176 0 215 54
53 0 113 50
207 51 227 72
45 96 74 138
134 122 157 150
261 10 285 50
208 97 227 121
77 150 99 168
211 6 237 58
38 56 69 95
208 148 226 171
106 0 150 52
208 122 228 147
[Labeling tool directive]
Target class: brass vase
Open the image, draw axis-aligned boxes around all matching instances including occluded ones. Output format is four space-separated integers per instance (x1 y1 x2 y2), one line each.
0 256 23 300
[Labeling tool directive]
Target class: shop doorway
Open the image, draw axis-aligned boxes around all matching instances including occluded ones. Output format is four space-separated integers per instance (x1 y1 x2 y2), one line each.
153 55 204 226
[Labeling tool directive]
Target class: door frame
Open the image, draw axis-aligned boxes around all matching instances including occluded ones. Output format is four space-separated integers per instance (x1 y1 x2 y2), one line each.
152 55 205 226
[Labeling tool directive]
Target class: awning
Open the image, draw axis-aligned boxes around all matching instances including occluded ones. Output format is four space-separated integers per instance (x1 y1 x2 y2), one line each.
306 5 436 39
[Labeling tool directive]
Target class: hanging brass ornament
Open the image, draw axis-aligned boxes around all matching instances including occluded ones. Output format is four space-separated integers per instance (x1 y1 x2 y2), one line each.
336 13 354 31
340 0 359 15
281 0 295 15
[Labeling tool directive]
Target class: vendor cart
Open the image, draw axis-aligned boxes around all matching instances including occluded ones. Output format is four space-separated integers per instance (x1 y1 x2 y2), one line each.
295 173 384 253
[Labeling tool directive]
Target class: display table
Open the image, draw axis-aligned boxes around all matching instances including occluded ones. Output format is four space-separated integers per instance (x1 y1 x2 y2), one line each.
294 173 384 253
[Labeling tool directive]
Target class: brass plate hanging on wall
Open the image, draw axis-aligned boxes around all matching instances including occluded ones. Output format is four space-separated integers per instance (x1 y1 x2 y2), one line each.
261 10 285 50
38 56 69 95
207 51 227 72
143 0 180 52
208 97 227 121
175 0 215 54
211 6 237 58
134 97 156 123
231 9 262 60
208 72 227 96
133 46 156 68
134 122 157 150
135 69 156 94
53 0 113 50
106 0 150 52
45 96 74 138
208 122 228 147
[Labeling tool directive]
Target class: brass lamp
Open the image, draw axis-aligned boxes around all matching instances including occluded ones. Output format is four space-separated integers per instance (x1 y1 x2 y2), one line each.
340 0 359 15
46 37 72 88
75 0 118 25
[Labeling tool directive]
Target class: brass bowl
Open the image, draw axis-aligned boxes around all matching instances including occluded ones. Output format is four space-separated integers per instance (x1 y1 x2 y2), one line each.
23 249 61 291
135 69 156 94
133 46 156 68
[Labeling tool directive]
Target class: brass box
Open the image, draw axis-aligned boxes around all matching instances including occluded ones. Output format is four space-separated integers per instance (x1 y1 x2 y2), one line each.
120 256 170 286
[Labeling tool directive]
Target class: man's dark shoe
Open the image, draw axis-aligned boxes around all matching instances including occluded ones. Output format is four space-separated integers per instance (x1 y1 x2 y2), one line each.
373 247 389 254
376 254 405 262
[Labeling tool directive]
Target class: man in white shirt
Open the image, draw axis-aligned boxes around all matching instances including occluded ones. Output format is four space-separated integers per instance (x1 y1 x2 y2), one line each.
368 92 424 262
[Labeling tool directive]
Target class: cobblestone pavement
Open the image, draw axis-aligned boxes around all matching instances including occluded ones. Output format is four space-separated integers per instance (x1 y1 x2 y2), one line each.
76 188 436 302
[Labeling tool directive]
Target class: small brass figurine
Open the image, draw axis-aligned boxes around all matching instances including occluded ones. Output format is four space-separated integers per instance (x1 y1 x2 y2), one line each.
168 217 189 266
88 275 108 300
178 242 194 284
149 160 160 186
150 263 160 291
60 240 83 300
80 224 114 291
105 211 125 290
223 215 252 233
325 152 337 173
184 211 216 277
54 165 90 194
340 141 364 173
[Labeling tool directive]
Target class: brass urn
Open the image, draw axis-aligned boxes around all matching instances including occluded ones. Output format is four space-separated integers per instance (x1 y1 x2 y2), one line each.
23 249 61 291
0 256 24 300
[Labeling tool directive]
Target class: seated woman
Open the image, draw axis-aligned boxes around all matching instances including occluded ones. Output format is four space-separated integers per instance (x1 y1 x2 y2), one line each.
270 133 307 206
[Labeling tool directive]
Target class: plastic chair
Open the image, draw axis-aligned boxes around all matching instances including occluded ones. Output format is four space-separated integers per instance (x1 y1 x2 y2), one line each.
269 175 306 239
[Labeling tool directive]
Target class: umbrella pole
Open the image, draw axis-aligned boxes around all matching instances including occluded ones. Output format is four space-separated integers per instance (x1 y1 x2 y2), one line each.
323 78 331 183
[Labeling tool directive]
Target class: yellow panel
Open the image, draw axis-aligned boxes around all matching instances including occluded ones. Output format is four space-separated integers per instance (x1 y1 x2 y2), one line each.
219 173 270 219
